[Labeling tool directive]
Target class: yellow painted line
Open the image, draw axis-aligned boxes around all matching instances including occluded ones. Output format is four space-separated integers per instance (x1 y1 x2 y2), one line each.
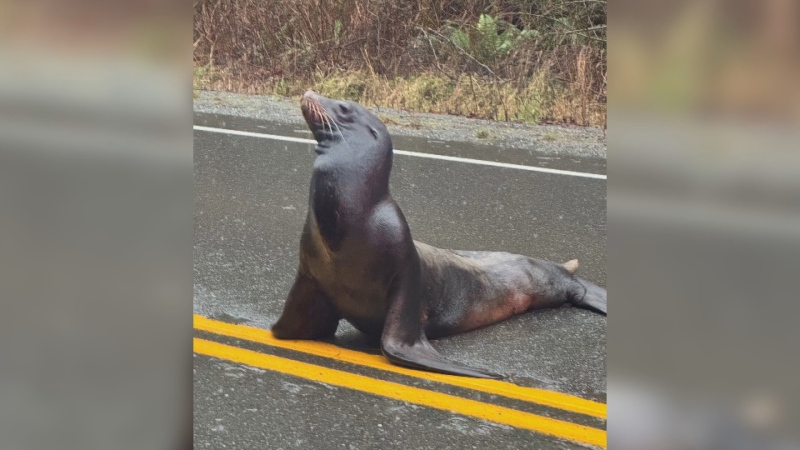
194 314 606 419
194 338 606 448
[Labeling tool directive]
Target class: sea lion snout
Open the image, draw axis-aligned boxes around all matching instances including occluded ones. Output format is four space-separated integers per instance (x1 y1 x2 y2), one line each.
300 90 320 113
302 90 321 102
301 90 330 133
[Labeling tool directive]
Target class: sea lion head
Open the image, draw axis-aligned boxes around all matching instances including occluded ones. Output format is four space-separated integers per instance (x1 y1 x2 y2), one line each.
300 90 390 155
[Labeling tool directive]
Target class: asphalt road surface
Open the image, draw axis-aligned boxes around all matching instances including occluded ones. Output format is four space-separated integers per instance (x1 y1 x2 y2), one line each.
193 112 607 449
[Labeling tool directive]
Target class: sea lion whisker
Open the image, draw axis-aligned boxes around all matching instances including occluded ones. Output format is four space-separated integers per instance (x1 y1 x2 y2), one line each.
322 110 334 135
314 103 325 129
312 102 321 121
319 106 352 150
328 116 353 150
317 104 333 135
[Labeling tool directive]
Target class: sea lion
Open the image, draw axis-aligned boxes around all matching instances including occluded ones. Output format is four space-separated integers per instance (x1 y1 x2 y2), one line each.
272 90 606 379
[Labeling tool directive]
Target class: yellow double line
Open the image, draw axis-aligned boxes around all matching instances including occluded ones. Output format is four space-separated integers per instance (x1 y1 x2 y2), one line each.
194 314 607 448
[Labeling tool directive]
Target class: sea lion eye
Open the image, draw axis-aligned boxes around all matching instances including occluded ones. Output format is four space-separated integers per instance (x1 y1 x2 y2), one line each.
339 104 350 114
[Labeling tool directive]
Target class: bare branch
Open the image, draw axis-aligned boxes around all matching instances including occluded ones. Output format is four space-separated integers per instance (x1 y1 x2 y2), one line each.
427 28 501 81
418 27 457 81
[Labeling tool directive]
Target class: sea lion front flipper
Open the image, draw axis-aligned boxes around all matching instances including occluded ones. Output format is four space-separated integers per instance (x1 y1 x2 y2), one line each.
272 270 340 340
380 266 503 379
382 334 503 379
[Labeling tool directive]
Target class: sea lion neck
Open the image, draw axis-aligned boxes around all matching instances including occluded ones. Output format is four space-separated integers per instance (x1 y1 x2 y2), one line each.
311 144 393 210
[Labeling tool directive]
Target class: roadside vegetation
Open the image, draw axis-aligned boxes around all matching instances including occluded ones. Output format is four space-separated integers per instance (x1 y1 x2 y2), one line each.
193 0 606 127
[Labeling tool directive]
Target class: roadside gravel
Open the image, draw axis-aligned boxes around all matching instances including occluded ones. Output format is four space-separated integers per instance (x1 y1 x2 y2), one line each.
194 90 606 159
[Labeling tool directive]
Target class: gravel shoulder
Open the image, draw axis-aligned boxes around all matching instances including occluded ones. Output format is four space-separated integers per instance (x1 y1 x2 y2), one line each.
194 90 607 160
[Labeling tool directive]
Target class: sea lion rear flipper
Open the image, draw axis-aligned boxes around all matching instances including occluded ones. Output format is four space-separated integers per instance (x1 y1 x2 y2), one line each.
570 277 607 315
272 270 340 339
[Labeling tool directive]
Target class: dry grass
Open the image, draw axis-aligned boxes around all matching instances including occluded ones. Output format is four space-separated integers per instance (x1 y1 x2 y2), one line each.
475 129 490 139
195 63 605 126
193 0 606 127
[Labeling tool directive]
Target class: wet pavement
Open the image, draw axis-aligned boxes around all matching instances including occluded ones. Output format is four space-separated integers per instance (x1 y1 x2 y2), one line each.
193 112 607 449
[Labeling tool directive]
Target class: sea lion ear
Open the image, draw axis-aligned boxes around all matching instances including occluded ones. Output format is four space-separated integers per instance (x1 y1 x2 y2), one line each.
369 127 379 139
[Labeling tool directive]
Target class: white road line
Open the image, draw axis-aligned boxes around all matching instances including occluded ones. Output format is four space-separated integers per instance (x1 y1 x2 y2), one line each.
194 125 317 144
193 125 607 180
